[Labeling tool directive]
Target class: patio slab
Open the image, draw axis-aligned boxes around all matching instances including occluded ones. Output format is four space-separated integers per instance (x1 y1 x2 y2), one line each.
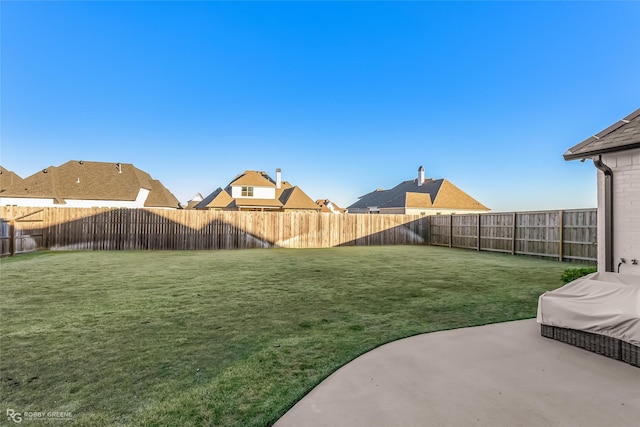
275 319 640 427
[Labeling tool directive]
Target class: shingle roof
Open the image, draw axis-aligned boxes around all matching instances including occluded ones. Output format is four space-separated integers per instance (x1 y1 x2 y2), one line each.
208 189 234 208
348 179 444 210
278 187 321 210
432 180 488 210
348 177 488 211
1 160 179 208
193 188 234 209
564 108 640 160
144 179 181 208
2 166 59 200
185 193 204 210
0 166 23 192
228 171 275 188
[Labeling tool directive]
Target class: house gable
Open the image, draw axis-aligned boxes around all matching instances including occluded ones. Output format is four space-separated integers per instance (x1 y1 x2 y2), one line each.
207 188 234 209
278 187 321 211
227 171 277 200
193 188 232 209
405 192 433 209
432 180 489 211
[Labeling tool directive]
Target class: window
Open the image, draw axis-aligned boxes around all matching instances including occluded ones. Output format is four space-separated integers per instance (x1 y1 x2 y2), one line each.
241 186 254 197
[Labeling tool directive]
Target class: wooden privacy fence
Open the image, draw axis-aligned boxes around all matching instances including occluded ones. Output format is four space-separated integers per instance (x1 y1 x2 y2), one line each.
0 207 429 251
0 207 597 263
429 209 597 263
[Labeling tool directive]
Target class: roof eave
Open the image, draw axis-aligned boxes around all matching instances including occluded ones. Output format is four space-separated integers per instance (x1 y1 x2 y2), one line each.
564 141 640 161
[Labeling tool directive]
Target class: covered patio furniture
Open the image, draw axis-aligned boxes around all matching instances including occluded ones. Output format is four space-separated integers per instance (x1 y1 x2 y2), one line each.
537 272 639 367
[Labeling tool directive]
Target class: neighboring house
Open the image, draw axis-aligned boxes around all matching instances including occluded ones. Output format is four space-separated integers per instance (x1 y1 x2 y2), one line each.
316 199 346 214
0 160 180 209
564 108 640 275
185 193 204 210
0 166 23 192
347 166 490 215
195 168 321 212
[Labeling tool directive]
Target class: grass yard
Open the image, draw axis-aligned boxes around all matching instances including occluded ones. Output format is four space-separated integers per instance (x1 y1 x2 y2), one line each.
0 246 567 426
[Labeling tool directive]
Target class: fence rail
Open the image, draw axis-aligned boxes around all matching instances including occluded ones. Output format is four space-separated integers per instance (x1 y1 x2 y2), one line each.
0 207 597 263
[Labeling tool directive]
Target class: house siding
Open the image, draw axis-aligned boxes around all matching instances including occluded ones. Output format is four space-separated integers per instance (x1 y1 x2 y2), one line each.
0 189 152 208
379 207 405 215
230 186 275 199
598 148 640 275
0 197 59 207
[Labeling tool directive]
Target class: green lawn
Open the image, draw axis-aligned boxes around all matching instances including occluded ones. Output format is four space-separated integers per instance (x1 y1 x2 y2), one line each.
1 246 567 426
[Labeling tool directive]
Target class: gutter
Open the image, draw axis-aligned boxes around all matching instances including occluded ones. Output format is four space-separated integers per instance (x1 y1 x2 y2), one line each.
564 141 640 161
593 155 614 272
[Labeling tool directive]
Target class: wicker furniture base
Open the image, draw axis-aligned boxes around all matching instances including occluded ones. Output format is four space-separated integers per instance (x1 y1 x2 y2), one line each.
541 324 639 368
622 341 639 367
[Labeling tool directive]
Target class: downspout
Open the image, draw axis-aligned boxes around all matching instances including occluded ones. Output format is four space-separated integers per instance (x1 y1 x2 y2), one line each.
593 155 614 272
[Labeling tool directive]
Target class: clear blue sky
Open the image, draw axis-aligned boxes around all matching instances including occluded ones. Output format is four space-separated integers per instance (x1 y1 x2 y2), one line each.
2 1 639 211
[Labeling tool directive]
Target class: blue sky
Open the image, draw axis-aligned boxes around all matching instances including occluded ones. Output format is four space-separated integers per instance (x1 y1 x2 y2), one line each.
2 1 639 211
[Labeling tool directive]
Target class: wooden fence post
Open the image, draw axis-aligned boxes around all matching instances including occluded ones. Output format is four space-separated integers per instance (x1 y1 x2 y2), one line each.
511 212 517 255
477 214 481 251
424 215 431 246
558 210 564 262
449 215 453 248
9 220 15 257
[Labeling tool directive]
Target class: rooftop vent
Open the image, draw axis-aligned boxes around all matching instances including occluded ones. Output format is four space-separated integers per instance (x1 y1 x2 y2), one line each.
116 163 122 173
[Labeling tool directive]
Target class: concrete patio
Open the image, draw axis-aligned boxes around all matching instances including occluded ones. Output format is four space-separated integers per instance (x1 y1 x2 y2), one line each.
275 319 640 427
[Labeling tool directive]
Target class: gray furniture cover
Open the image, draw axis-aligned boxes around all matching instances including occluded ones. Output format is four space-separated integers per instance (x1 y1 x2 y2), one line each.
537 272 640 346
